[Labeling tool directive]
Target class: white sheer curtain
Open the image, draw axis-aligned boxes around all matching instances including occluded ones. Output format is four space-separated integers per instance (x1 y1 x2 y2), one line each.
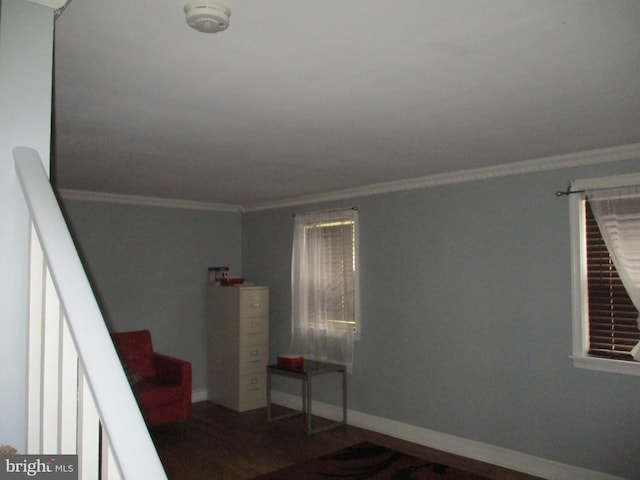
291 208 359 372
587 185 640 360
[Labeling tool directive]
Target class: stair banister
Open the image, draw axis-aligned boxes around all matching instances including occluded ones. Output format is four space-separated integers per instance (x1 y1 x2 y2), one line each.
14 146 167 479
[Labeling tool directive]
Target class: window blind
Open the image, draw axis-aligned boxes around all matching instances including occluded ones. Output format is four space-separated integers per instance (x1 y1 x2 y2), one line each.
306 221 356 326
586 201 640 359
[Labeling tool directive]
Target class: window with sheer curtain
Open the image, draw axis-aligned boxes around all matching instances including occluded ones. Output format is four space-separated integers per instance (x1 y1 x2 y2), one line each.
291 208 359 372
570 174 640 375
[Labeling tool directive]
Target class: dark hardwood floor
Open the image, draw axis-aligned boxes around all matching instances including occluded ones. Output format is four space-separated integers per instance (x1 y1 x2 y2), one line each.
150 402 543 480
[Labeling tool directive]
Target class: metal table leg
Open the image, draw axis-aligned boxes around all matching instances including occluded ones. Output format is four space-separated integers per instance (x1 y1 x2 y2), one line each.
267 368 305 423
342 368 347 426
306 370 347 435
306 377 312 435
266 369 272 421
266 362 347 435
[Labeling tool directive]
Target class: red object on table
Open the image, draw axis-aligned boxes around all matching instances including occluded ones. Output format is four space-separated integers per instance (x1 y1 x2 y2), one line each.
277 355 304 369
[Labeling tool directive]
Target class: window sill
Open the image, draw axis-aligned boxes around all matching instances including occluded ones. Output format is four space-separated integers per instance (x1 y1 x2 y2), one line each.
571 355 640 376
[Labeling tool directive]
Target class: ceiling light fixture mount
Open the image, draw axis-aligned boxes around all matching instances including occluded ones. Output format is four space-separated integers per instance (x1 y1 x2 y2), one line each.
184 1 231 34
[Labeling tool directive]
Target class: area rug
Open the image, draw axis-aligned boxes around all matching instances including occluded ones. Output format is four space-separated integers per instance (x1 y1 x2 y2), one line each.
253 442 490 479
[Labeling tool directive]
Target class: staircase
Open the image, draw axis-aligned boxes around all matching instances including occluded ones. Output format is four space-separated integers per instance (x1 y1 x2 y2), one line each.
14 147 167 479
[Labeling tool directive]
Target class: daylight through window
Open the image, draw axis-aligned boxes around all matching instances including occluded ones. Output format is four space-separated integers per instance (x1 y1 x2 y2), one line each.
291 208 360 370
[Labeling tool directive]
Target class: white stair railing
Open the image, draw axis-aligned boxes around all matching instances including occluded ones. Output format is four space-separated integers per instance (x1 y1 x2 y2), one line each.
14 147 167 480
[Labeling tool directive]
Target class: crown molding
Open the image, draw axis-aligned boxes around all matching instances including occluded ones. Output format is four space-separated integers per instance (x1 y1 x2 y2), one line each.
242 142 640 212
57 189 242 213
57 143 640 213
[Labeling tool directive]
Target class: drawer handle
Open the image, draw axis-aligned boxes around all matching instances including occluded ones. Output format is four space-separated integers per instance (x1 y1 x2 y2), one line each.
250 303 261 307
250 378 258 384
250 350 259 356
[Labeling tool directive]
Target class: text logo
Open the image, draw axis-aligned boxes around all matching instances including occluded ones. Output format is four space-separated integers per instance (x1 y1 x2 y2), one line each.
0 455 77 479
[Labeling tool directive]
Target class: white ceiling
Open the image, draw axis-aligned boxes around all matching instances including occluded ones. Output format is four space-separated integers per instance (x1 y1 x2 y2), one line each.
52 0 640 209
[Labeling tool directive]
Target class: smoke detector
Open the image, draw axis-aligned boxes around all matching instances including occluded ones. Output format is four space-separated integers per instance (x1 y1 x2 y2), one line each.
184 1 231 33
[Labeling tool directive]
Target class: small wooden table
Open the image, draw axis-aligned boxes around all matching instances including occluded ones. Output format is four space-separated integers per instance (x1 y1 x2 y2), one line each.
266 359 347 435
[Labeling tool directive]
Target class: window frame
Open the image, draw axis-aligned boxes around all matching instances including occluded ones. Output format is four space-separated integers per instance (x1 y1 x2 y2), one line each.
569 173 640 376
303 217 359 335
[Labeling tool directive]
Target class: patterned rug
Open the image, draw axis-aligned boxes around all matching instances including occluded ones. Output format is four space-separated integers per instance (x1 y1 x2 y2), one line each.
253 442 490 479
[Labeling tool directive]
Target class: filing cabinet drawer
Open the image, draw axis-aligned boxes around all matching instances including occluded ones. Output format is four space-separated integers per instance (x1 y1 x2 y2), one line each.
239 345 267 373
240 316 268 346
239 373 266 399
237 373 266 411
239 288 268 318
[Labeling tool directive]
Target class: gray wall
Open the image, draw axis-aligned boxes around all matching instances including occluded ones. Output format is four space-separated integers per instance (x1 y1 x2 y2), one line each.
61 200 242 391
242 159 640 479
0 0 54 451
59 157 640 478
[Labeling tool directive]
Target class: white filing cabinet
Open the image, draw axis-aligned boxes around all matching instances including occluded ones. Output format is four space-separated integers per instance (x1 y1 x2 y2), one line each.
208 285 269 412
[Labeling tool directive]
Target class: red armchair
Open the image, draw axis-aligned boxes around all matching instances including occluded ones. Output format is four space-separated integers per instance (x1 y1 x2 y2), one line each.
111 329 192 426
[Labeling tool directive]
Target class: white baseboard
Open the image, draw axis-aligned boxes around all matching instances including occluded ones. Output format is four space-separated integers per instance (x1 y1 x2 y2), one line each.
191 388 208 403
270 391 626 480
